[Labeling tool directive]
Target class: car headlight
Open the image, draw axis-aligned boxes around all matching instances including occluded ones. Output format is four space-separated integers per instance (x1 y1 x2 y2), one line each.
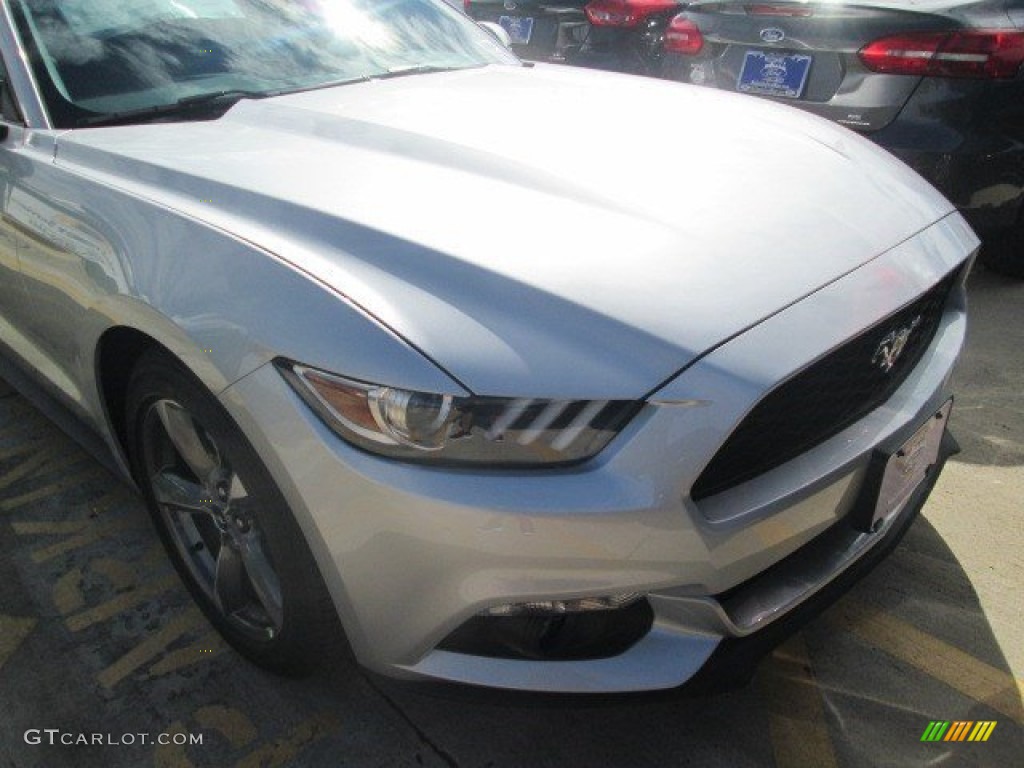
277 361 641 465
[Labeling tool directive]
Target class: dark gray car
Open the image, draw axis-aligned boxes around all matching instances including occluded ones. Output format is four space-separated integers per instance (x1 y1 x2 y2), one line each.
662 0 1024 277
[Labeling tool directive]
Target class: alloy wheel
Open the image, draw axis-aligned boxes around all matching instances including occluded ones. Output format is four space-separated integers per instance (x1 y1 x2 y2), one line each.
140 398 284 641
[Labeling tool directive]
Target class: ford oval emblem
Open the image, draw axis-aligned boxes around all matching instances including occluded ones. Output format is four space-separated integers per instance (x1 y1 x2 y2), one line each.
760 28 785 44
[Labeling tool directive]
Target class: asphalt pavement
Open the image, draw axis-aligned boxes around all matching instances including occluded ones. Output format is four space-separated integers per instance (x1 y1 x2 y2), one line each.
0 265 1021 768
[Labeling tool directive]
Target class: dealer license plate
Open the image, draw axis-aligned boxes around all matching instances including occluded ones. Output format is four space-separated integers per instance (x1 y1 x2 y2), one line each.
737 51 812 99
498 15 534 45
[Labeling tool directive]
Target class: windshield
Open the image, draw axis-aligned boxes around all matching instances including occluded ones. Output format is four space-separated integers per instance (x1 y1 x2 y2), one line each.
11 0 518 128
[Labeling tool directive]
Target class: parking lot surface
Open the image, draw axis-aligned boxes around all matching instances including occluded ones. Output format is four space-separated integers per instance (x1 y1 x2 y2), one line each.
0 266 1021 768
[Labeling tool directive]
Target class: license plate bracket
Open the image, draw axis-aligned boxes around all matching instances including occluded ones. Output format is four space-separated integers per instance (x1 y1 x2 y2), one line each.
850 399 953 533
737 51 812 99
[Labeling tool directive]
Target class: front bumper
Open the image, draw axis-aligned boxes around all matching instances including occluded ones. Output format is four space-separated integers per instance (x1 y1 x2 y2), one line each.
684 427 959 694
218 214 975 693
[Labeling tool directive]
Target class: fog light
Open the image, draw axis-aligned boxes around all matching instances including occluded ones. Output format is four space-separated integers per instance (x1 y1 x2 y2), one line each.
484 592 644 616
439 596 654 661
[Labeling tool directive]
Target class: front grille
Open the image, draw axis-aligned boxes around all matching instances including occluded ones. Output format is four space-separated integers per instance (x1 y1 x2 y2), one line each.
690 270 959 501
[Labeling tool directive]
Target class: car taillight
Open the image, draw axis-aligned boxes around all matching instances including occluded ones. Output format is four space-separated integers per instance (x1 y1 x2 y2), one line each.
584 0 680 28
859 30 1024 79
664 14 703 54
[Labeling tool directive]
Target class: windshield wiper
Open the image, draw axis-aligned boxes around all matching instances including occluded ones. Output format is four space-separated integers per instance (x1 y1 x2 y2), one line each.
267 75 371 98
374 65 461 80
75 89 271 128
74 69 458 128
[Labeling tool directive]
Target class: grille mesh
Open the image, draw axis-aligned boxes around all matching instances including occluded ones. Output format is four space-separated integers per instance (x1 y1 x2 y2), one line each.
690 271 959 501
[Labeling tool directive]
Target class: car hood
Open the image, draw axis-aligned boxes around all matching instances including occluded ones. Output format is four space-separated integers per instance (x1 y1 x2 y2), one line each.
55 64 956 398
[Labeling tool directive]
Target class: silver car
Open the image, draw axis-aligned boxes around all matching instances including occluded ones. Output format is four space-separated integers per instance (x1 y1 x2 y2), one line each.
0 0 977 693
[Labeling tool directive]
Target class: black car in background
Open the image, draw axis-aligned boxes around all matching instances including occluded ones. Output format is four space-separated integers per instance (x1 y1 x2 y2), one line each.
661 0 1024 278
463 0 588 62
464 0 684 75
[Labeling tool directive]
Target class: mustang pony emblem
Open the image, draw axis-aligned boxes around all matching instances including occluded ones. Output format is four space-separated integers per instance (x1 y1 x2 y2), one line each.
872 316 922 372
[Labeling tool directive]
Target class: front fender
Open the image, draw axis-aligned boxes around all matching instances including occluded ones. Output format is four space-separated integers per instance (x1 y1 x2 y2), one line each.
11 146 465 448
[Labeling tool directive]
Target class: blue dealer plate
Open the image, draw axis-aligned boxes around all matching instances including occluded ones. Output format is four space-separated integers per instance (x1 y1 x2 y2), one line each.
498 15 534 46
737 51 812 99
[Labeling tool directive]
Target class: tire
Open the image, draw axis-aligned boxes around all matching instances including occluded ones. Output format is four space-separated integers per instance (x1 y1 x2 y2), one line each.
125 348 345 676
981 225 1024 279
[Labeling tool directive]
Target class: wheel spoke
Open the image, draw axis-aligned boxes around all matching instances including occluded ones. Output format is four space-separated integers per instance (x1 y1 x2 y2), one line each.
213 537 247 616
228 473 249 502
153 400 220 483
152 470 214 515
238 534 284 628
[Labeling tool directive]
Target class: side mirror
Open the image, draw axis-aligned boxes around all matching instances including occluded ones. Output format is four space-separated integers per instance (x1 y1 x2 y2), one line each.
478 21 511 47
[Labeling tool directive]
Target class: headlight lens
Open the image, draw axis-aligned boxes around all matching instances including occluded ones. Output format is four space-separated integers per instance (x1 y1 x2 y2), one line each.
278 361 640 465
